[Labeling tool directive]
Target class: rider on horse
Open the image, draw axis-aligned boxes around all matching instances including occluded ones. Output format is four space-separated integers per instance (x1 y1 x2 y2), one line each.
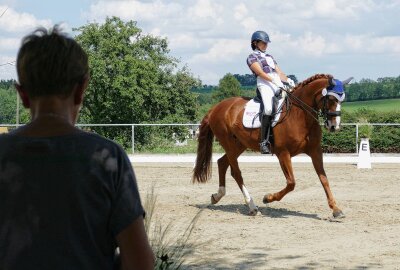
246 31 295 154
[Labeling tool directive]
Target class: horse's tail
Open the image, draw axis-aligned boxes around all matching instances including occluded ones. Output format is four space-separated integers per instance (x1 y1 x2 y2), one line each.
193 115 214 183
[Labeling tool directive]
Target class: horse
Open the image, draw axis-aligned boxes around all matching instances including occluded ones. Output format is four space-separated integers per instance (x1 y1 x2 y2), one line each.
192 74 352 217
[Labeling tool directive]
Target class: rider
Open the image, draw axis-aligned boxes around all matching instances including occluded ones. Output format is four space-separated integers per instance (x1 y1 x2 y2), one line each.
247 30 295 154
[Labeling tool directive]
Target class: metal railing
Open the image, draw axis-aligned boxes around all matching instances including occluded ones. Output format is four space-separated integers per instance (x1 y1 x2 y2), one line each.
1 123 399 154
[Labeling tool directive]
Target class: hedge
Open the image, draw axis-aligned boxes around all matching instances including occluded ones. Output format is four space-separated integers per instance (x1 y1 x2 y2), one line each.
321 109 400 153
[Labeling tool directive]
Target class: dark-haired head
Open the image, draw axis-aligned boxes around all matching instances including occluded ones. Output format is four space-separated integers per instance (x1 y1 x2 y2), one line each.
16 25 88 99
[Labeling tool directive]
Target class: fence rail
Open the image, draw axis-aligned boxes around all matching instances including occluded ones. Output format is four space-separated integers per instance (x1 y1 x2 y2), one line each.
1 123 400 154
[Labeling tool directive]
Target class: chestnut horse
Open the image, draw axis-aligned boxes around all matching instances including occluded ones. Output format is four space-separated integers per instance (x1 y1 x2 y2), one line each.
193 74 352 217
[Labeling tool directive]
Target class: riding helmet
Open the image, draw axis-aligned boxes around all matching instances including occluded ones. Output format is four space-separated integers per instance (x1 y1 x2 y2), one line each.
251 31 271 44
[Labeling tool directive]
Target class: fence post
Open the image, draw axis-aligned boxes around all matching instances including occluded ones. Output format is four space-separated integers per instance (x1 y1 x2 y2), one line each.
355 124 359 154
131 125 135 154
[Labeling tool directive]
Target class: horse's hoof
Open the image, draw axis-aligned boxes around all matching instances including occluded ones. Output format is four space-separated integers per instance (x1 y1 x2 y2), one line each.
333 210 345 219
263 194 272 204
211 194 218 204
249 208 258 216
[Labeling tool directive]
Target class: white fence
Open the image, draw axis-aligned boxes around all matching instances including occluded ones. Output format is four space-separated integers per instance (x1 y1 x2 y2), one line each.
1 123 400 154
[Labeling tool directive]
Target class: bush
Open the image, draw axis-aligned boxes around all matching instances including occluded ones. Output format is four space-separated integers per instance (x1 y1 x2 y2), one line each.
321 109 400 153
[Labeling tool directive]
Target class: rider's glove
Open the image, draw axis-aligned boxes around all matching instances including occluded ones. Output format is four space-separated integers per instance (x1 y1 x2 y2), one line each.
286 78 295 88
271 77 284 88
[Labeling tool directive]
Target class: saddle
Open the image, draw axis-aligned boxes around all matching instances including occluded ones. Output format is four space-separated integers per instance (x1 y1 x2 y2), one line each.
242 88 285 147
242 88 285 129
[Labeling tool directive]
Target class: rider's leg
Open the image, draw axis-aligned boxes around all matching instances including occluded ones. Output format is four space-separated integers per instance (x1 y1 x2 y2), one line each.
260 114 272 154
258 84 275 154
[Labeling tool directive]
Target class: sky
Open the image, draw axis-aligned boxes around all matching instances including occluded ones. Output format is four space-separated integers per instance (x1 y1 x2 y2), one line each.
1 0 400 85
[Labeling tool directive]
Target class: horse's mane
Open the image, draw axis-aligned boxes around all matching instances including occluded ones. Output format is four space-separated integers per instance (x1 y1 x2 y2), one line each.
292 74 333 92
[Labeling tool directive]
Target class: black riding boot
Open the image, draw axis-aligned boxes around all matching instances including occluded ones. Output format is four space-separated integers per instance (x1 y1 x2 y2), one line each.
260 114 272 154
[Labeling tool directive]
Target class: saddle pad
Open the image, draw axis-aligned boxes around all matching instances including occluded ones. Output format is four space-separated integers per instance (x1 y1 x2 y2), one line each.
242 98 284 129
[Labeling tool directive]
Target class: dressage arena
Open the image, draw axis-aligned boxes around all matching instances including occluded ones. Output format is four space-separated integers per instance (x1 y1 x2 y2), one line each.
133 158 400 269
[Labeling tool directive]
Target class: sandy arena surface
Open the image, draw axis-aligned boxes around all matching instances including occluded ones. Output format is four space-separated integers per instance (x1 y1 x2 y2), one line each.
133 162 400 270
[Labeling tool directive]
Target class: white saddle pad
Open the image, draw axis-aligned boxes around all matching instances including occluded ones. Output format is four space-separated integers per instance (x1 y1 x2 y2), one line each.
242 98 285 129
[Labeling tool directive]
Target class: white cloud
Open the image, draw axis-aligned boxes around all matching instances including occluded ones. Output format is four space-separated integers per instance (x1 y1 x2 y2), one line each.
85 1 182 22
299 0 375 19
188 0 222 20
168 33 197 50
189 39 247 64
345 34 400 54
0 55 16 80
0 37 19 52
234 3 247 20
0 5 52 33
240 17 258 33
294 32 340 56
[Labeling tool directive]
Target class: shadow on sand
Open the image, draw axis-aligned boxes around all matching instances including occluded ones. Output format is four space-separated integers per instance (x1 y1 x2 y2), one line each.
193 203 321 220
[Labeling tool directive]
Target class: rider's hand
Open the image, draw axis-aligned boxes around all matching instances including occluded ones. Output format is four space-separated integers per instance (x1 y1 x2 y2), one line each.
286 78 295 88
271 77 284 88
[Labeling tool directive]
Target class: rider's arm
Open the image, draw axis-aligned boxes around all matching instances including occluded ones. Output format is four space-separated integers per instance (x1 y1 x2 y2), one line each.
275 65 289 82
249 62 275 82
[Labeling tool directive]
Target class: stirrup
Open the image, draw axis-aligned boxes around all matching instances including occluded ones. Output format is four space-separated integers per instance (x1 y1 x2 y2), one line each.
260 140 270 154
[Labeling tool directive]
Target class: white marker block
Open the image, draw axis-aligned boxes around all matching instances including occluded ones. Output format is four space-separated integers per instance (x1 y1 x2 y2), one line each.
357 138 371 169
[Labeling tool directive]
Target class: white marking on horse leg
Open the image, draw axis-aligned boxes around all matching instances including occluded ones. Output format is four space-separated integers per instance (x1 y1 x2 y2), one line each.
242 185 257 214
212 186 226 202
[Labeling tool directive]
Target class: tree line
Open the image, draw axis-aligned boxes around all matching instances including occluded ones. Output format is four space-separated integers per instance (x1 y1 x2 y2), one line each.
193 74 400 104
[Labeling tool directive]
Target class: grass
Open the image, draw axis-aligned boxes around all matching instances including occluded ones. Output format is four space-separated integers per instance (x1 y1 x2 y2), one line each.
143 185 203 269
137 137 225 154
343 98 400 112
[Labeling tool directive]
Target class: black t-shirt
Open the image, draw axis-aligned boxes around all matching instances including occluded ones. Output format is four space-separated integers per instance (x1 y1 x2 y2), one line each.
0 131 144 270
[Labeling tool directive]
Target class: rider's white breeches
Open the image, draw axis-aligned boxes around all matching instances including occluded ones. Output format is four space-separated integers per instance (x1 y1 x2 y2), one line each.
257 73 280 115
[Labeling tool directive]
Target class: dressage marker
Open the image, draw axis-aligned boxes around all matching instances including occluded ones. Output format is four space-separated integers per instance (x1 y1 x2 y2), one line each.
357 138 372 169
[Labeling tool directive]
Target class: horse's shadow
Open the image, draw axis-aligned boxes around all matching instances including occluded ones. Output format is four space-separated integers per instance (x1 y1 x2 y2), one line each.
193 203 321 220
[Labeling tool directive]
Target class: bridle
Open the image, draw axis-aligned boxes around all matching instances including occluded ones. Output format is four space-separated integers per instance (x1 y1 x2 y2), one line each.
319 88 345 125
281 85 344 125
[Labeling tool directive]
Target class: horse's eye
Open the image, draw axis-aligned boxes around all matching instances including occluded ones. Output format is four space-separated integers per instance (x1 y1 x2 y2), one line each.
328 96 337 102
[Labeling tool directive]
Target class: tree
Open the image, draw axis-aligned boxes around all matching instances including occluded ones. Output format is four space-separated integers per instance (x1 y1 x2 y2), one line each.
233 74 256 86
74 17 200 149
0 80 30 124
212 73 241 103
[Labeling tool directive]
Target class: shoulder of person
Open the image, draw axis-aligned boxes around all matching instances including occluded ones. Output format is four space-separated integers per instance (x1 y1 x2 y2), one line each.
78 131 126 153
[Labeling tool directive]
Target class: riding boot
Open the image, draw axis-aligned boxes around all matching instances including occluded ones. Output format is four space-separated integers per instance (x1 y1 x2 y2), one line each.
260 114 272 154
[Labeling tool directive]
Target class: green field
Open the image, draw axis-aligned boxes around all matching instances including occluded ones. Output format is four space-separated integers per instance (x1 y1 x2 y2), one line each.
342 98 400 112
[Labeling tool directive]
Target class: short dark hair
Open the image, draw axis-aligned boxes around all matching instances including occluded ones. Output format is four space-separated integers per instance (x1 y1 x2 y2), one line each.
251 41 257 50
16 25 89 98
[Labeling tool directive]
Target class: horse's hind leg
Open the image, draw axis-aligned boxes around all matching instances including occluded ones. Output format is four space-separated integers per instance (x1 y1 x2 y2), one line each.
211 154 229 204
215 142 257 216
226 154 258 216
263 151 296 203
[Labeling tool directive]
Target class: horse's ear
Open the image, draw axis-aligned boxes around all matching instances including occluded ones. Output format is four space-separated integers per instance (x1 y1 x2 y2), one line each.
329 77 336 87
342 77 354 85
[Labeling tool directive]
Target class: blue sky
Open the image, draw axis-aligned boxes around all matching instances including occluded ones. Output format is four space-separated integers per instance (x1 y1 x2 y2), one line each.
1 0 400 85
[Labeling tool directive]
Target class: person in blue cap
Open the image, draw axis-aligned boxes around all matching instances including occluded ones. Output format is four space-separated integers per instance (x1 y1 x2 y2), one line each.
247 30 295 154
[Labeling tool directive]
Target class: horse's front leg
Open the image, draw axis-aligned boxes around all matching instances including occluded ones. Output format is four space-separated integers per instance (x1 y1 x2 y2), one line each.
309 148 344 218
263 151 296 203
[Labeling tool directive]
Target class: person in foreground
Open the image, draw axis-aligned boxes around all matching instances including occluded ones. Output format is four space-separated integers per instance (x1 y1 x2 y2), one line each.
0 26 154 270
247 30 295 154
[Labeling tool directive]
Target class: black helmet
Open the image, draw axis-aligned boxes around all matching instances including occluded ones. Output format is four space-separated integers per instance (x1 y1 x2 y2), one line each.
251 31 270 44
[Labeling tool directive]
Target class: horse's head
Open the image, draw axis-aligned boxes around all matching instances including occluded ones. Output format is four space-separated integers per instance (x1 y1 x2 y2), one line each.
319 77 353 132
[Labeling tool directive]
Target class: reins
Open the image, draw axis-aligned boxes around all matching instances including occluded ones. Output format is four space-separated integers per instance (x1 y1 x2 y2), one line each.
280 87 326 124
